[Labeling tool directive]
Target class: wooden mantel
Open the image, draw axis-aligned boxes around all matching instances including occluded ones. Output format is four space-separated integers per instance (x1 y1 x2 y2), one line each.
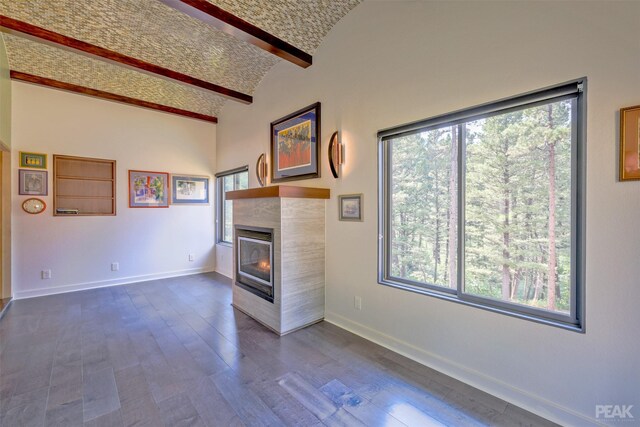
226 185 330 200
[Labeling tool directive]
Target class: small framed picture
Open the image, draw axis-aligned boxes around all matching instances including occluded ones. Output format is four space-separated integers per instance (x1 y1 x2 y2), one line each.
620 105 640 180
19 169 48 195
20 151 47 169
339 194 363 221
171 174 209 204
129 170 169 208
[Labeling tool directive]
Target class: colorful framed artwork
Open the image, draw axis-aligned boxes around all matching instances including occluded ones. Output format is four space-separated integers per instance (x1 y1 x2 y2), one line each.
19 169 48 195
20 151 47 169
270 102 320 183
620 105 640 180
338 193 363 222
128 170 169 208
171 174 209 204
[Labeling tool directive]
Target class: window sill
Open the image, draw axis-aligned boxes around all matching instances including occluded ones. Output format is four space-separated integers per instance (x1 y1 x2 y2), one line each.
216 241 233 248
378 279 584 333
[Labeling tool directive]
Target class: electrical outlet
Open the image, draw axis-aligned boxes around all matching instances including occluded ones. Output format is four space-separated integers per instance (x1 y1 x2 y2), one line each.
111 262 119 271
41 269 51 280
354 296 362 310
189 254 195 262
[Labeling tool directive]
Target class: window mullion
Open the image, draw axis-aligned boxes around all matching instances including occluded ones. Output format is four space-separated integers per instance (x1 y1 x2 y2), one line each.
457 123 465 297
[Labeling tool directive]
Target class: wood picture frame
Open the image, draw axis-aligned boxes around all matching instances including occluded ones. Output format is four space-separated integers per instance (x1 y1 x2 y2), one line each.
338 193 363 222
270 102 320 183
19 169 48 196
171 174 209 205
19 151 47 169
129 170 169 208
620 105 640 180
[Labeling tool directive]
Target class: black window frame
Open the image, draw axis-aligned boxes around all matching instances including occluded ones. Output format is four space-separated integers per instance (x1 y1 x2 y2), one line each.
377 79 586 332
216 165 248 245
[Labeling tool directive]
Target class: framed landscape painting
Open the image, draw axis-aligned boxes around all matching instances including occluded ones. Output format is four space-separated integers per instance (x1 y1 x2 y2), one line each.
129 170 169 208
270 102 320 182
171 174 209 204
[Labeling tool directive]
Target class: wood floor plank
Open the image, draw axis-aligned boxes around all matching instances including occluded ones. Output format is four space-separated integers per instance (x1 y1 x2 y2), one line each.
156 392 206 427
319 379 407 427
83 368 121 422
211 369 284 427
277 372 337 421
184 376 242 427
250 377 324 427
45 398 84 427
0 387 48 427
83 409 125 427
113 365 165 427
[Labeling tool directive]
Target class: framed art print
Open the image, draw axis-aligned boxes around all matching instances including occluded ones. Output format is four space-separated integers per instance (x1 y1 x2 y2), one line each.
339 194 363 222
129 170 169 208
20 151 47 169
270 102 320 183
171 174 209 204
19 169 48 195
620 105 640 180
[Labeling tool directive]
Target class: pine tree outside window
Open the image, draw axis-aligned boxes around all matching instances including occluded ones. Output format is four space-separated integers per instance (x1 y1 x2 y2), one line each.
378 80 586 331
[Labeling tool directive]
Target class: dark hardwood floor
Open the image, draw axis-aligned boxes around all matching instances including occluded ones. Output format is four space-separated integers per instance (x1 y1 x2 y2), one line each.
0 273 556 426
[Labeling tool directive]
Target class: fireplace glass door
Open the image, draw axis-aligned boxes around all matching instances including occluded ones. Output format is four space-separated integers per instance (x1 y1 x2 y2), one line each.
235 227 274 302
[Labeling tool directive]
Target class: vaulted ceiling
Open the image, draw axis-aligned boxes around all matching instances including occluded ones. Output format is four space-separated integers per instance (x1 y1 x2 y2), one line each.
0 0 361 123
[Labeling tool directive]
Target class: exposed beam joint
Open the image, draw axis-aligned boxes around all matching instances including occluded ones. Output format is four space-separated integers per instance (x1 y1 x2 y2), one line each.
11 71 218 123
0 16 252 104
157 0 312 68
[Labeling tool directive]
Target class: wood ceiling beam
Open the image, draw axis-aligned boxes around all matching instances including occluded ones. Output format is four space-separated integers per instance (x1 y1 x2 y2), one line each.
11 71 218 123
0 16 252 104
157 0 313 68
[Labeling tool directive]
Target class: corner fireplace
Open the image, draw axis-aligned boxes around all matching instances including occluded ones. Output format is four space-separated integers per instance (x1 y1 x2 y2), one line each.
235 226 274 303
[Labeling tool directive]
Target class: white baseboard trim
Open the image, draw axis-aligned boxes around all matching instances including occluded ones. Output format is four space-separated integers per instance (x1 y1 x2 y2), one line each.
325 311 599 427
213 269 231 279
13 267 216 300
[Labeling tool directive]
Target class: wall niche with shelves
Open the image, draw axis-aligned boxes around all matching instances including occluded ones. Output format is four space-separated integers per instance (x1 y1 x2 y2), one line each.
53 155 116 216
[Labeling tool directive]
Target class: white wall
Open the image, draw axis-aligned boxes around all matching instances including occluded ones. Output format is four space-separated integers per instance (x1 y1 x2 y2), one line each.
12 82 217 299
215 1 640 425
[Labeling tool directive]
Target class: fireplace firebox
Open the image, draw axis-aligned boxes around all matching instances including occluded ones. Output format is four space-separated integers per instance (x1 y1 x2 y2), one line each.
235 226 274 303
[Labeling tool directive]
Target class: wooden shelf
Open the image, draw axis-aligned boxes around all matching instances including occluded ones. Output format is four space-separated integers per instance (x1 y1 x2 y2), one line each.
56 195 114 200
56 175 115 182
54 155 116 216
226 185 330 200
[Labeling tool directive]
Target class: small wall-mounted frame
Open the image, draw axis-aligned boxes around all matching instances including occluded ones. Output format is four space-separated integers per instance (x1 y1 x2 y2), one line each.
620 104 640 180
328 131 344 178
338 193 363 222
20 151 47 169
171 174 209 204
256 153 268 187
271 102 321 182
19 169 48 195
129 170 169 208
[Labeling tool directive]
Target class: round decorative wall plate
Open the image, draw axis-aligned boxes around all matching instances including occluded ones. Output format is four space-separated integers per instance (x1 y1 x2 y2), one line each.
22 198 46 214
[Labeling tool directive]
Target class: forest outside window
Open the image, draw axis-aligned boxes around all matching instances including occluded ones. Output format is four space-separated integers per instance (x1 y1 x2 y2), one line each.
216 166 248 244
378 79 585 330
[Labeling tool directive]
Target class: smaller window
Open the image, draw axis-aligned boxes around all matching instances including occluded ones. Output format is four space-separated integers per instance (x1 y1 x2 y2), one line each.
216 166 248 244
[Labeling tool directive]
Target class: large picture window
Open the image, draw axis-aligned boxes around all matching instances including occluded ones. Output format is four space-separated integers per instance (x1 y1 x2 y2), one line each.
216 166 248 244
378 80 585 330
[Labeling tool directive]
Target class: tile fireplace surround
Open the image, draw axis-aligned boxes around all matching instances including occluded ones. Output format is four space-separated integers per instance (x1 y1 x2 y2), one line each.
226 185 329 335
